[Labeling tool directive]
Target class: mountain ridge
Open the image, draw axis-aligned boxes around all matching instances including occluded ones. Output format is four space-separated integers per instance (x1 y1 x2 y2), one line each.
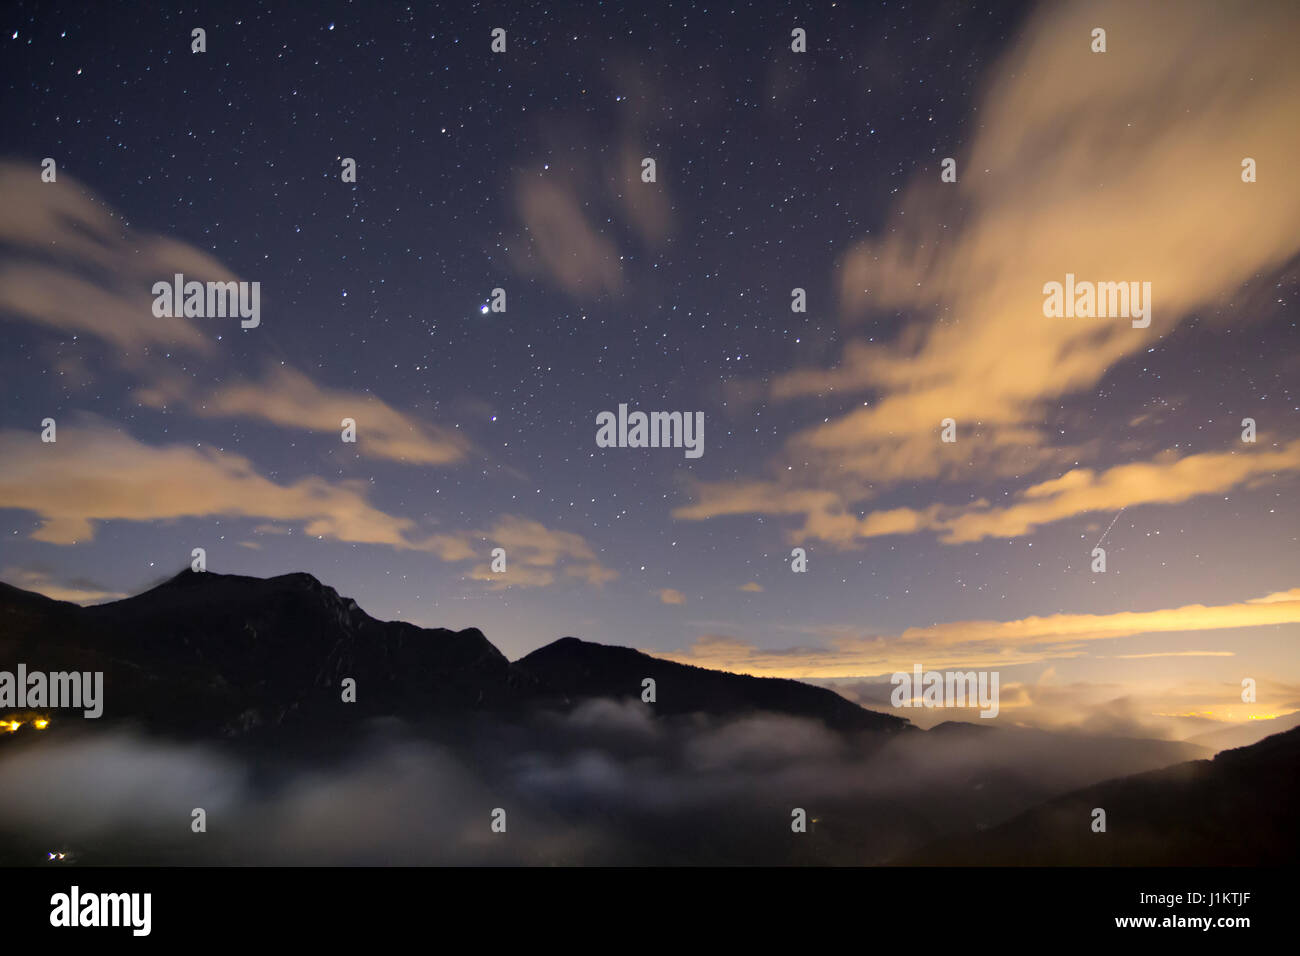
0 569 908 736
517 634 906 733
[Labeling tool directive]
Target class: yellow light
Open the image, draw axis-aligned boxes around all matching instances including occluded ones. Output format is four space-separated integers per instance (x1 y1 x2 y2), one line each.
34 719 49 730
3 721 20 732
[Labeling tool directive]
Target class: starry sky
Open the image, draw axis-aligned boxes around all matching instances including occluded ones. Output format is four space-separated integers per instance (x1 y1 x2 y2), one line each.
2 0 1297 737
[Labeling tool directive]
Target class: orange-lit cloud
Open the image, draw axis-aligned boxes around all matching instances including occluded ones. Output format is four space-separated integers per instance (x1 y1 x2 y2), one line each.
931 439 1300 543
0 164 461 468
463 515 617 589
0 423 614 587
677 439 1300 548
676 0 1300 541
656 589 1300 680
825 670 1299 738
137 364 471 466
0 422 421 547
831 0 1300 420
1249 588 1300 605
0 567 127 605
1108 651 1234 660
658 588 685 605
0 162 238 355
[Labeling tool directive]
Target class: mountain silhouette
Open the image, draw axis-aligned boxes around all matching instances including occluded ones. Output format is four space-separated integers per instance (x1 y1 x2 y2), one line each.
516 635 906 733
904 725 1300 865
1 570 514 734
0 569 907 736
1186 710 1300 752
2 570 1281 866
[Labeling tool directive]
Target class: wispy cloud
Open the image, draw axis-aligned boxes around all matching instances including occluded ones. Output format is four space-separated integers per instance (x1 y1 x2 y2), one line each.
508 63 677 299
0 161 233 354
675 0 1300 544
0 163 466 470
137 364 471 467
512 175 623 298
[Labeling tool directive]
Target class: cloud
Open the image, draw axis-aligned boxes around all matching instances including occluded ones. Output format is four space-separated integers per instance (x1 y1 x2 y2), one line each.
833 0 1300 398
674 0 1300 541
739 582 763 592
460 515 618 589
613 143 672 245
0 424 614 587
1109 651 1234 660
674 480 848 523
0 163 464 469
137 364 471 466
0 711 1212 864
878 440 1299 547
0 567 127 605
658 588 1300 680
677 440 1300 548
683 713 844 772
512 175 623 298
658 588 685 605
0 732 244 840
0 421 421 547
0 161 240 354
933 440 1300 543
1250 588 1300 605
508 69 676 299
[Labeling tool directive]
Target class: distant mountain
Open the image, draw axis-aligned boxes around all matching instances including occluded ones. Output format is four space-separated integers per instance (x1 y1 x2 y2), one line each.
898 720 1207 798
1187 711 1300 753
516 636 908 734
905 725 1300 865
0 570 906 736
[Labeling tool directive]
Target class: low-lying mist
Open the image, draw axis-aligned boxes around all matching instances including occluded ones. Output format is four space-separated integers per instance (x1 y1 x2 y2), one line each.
0 699 1205 865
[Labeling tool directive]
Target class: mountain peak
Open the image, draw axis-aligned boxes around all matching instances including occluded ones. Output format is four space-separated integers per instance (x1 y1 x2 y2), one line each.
160 567 326 591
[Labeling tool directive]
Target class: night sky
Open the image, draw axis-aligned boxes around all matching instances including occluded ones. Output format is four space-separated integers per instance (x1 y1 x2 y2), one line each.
2 1 1297 736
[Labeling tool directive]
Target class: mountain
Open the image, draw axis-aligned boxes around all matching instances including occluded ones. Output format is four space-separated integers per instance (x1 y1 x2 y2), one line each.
3 570 1282 866
1186 711 1300 753
892 720 1207 800
904 725 1300 865
0 569 905 736
0 569 515 734
516 635 908 734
